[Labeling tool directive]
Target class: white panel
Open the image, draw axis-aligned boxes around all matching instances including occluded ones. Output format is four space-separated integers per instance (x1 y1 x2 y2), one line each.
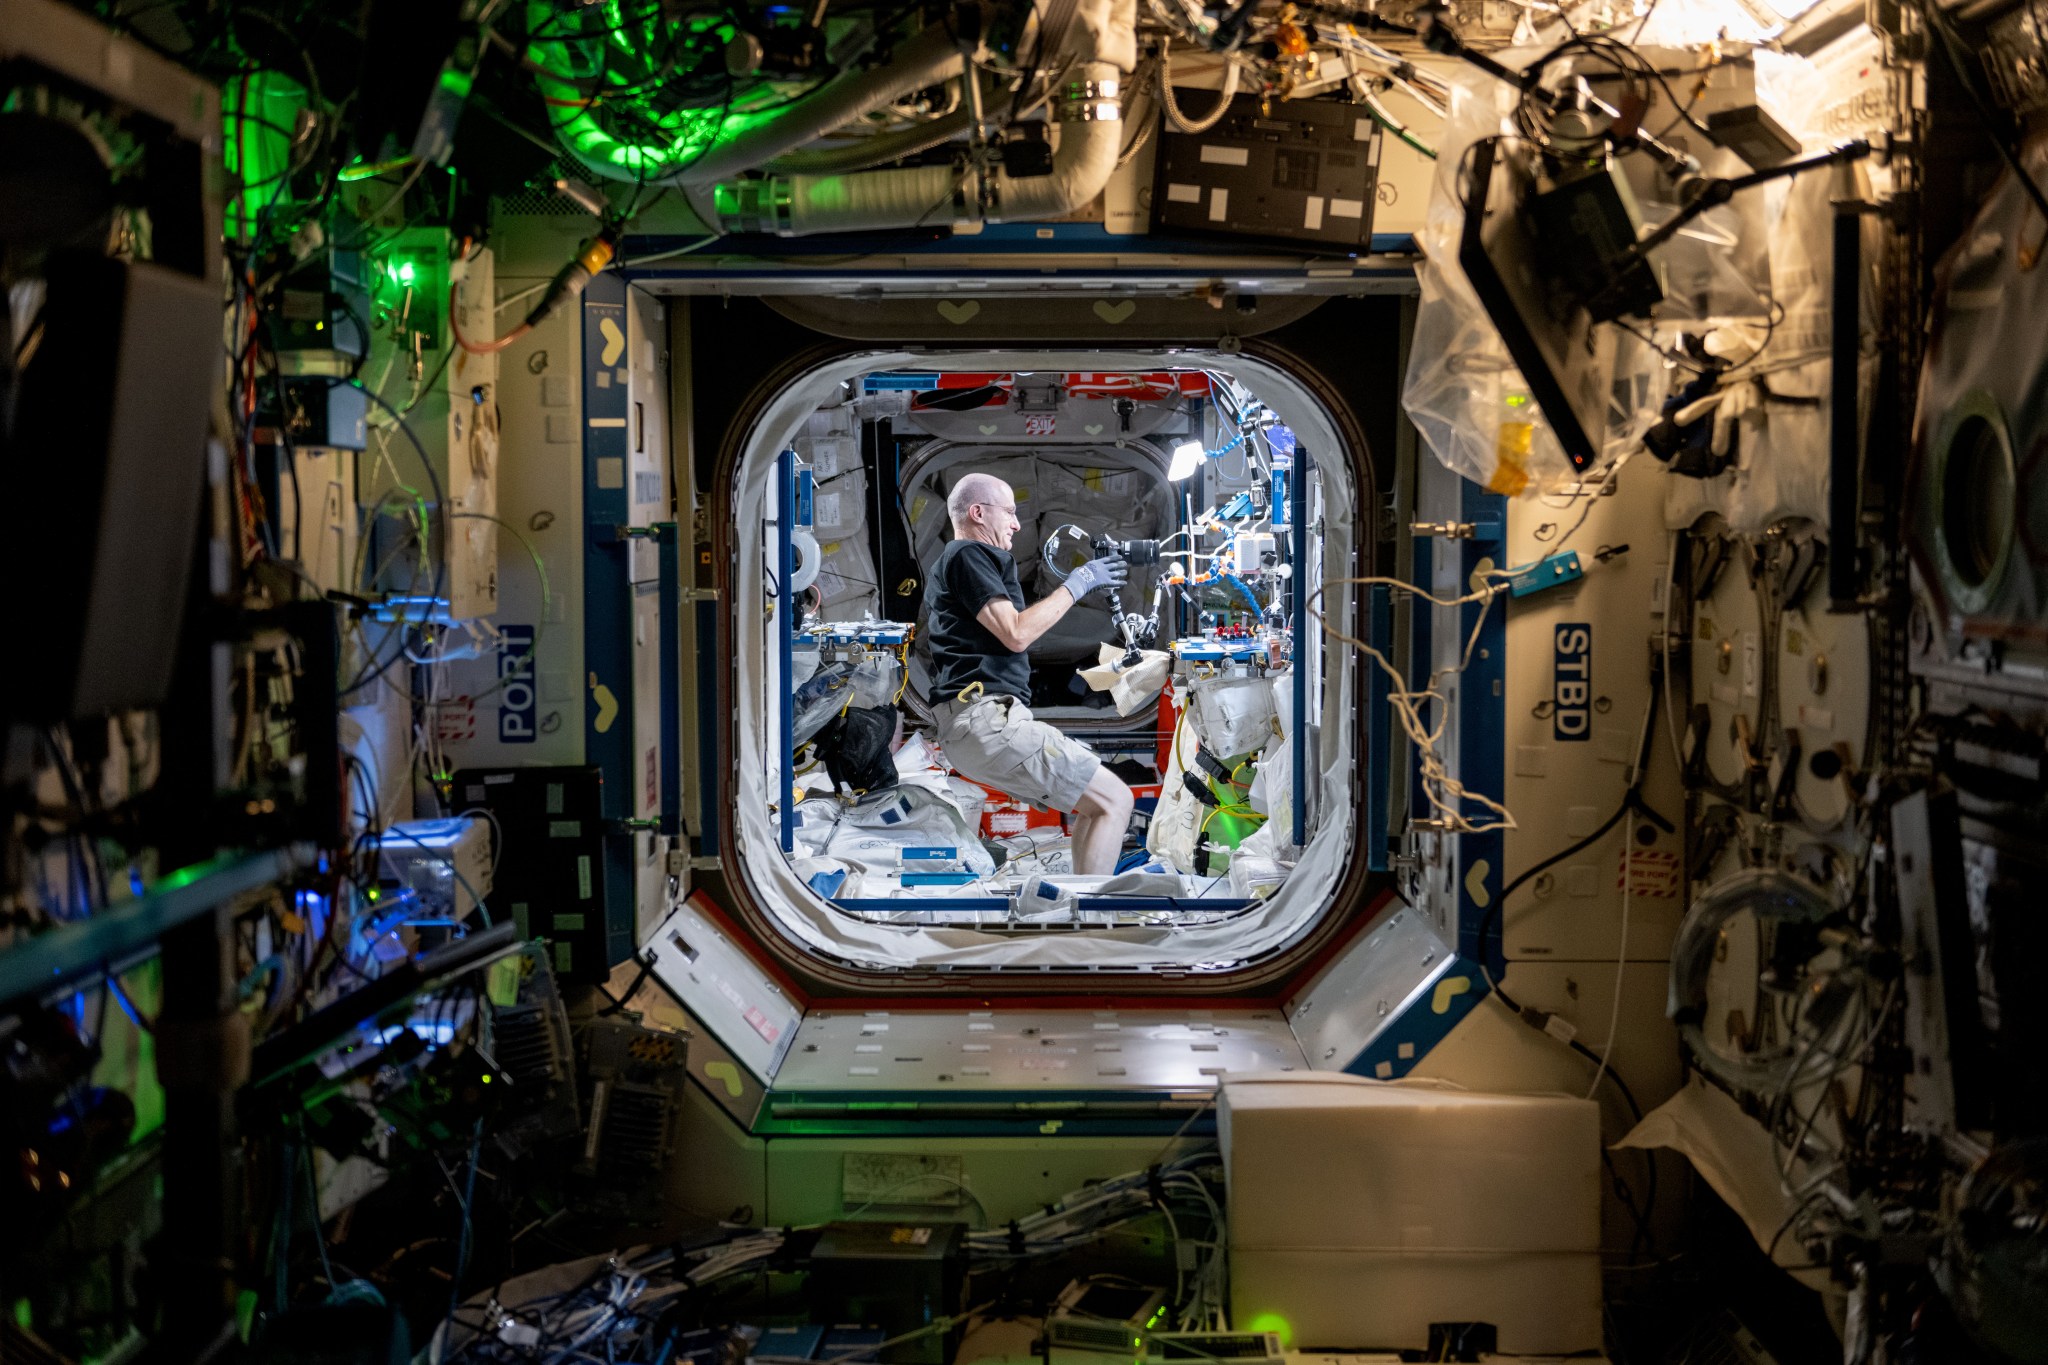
644 900 802 1083
438 284 586 768
627 286 675 944
1284 906 1466 1071
278 446 357 596
1222 1075 1602 1355
773 1008 1304 1091
764 1136 1191 1227
1500 461 1685 963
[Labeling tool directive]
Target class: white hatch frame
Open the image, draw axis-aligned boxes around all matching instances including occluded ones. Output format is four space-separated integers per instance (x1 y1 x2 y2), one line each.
720 347 1364 972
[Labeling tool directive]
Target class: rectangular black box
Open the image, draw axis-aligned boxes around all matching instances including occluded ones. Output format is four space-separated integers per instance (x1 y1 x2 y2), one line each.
1152 93 1382 249
808 1221 968 1365
449 766 621 982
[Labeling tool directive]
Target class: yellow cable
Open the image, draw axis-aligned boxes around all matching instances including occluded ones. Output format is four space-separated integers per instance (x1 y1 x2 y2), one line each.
890 637 913 706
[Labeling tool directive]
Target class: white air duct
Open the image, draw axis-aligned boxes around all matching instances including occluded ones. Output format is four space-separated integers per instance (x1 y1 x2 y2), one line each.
712 0 1137 236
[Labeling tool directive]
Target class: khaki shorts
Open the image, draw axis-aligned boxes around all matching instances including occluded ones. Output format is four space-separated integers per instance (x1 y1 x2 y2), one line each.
935 695 1101 815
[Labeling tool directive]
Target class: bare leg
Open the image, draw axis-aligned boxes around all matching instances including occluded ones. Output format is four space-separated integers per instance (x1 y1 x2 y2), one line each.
1069 768 1136 876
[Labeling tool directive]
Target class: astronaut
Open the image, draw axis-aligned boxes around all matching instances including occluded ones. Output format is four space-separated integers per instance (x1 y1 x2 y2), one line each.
923 472 1135 875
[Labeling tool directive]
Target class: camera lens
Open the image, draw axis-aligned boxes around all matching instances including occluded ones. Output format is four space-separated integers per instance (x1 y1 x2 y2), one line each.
1120 539 1161 567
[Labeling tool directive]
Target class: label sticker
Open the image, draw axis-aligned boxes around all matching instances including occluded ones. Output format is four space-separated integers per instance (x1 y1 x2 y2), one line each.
744 1005 782 1043
1199 144 1250 166
1166 182 1202 204
1618 848 1682 898
1554 623 1592 740
435 698 476 744
1024 413 1056 436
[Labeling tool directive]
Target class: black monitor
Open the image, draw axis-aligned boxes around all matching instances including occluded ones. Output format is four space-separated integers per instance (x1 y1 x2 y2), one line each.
1457 137 1620 473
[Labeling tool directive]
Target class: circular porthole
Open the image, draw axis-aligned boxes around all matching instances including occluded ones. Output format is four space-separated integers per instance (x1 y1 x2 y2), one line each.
1930 390 2017 615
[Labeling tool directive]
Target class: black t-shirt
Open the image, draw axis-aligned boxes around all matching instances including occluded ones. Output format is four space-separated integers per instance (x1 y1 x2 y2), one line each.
925 539 1033 702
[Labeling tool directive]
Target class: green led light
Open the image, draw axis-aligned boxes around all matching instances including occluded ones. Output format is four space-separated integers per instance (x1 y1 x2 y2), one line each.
395 261 416 285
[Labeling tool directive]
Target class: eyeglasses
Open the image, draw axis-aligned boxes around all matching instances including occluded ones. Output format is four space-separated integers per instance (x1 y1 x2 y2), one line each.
972 501 1018 515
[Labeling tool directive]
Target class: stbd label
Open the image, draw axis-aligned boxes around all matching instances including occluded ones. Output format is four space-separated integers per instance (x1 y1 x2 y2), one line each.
499 625 537 743
1554 623 1592 741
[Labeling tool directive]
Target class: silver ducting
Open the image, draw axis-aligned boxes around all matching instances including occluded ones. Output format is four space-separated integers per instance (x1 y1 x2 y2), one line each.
711 0 1137 237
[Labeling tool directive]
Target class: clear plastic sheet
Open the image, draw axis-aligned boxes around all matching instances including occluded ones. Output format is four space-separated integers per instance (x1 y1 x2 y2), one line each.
1402 58 1708 497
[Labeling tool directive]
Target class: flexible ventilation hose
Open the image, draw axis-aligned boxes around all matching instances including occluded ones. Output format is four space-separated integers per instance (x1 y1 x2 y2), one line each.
1158 45 1238 135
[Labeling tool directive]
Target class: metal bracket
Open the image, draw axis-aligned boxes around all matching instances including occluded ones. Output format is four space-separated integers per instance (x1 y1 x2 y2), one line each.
1410 510 1504 543
603 521 678 544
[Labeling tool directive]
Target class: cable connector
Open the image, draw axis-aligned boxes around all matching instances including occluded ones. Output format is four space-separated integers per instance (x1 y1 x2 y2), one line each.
527 226 619 331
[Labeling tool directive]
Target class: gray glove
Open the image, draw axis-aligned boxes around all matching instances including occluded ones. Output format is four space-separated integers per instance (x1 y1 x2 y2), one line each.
1063 554 1130 602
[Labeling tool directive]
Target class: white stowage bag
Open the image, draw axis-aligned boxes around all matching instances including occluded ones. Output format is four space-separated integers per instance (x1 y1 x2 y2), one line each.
1077 643 1170 716
810 469 870 538
821 786 997 877
1148 718 1204 874
1187 674 1281 759
814 535 878 619
1244 689 1292 835
789 791 843 858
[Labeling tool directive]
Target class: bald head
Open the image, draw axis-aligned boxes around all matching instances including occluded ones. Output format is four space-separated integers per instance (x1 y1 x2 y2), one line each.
949 472 1020 550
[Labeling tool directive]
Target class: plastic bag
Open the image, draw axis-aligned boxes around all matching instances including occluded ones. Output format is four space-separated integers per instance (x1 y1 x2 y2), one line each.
1402 59 1672 497
1187 675 1280 758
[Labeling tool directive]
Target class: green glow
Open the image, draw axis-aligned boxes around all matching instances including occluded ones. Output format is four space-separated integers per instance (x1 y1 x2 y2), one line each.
93 958 166 1142
395 261 417 285
223 72 308 241
526 0 781 178
152 859 219 895
1244 1315 1292 1348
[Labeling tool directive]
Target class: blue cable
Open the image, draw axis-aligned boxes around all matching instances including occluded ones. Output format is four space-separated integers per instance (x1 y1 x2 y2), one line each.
1221 574 1265 619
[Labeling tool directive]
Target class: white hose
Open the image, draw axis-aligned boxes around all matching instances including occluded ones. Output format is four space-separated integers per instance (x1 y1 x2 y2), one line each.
718 0 1137 236
1158 45 1238 134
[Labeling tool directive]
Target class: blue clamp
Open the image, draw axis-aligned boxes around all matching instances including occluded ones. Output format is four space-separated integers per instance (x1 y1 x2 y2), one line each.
795 467 815 528
1505 550 1585 597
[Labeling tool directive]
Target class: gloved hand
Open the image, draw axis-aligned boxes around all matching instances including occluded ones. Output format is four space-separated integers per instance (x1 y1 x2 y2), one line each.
1063 554 1129 602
